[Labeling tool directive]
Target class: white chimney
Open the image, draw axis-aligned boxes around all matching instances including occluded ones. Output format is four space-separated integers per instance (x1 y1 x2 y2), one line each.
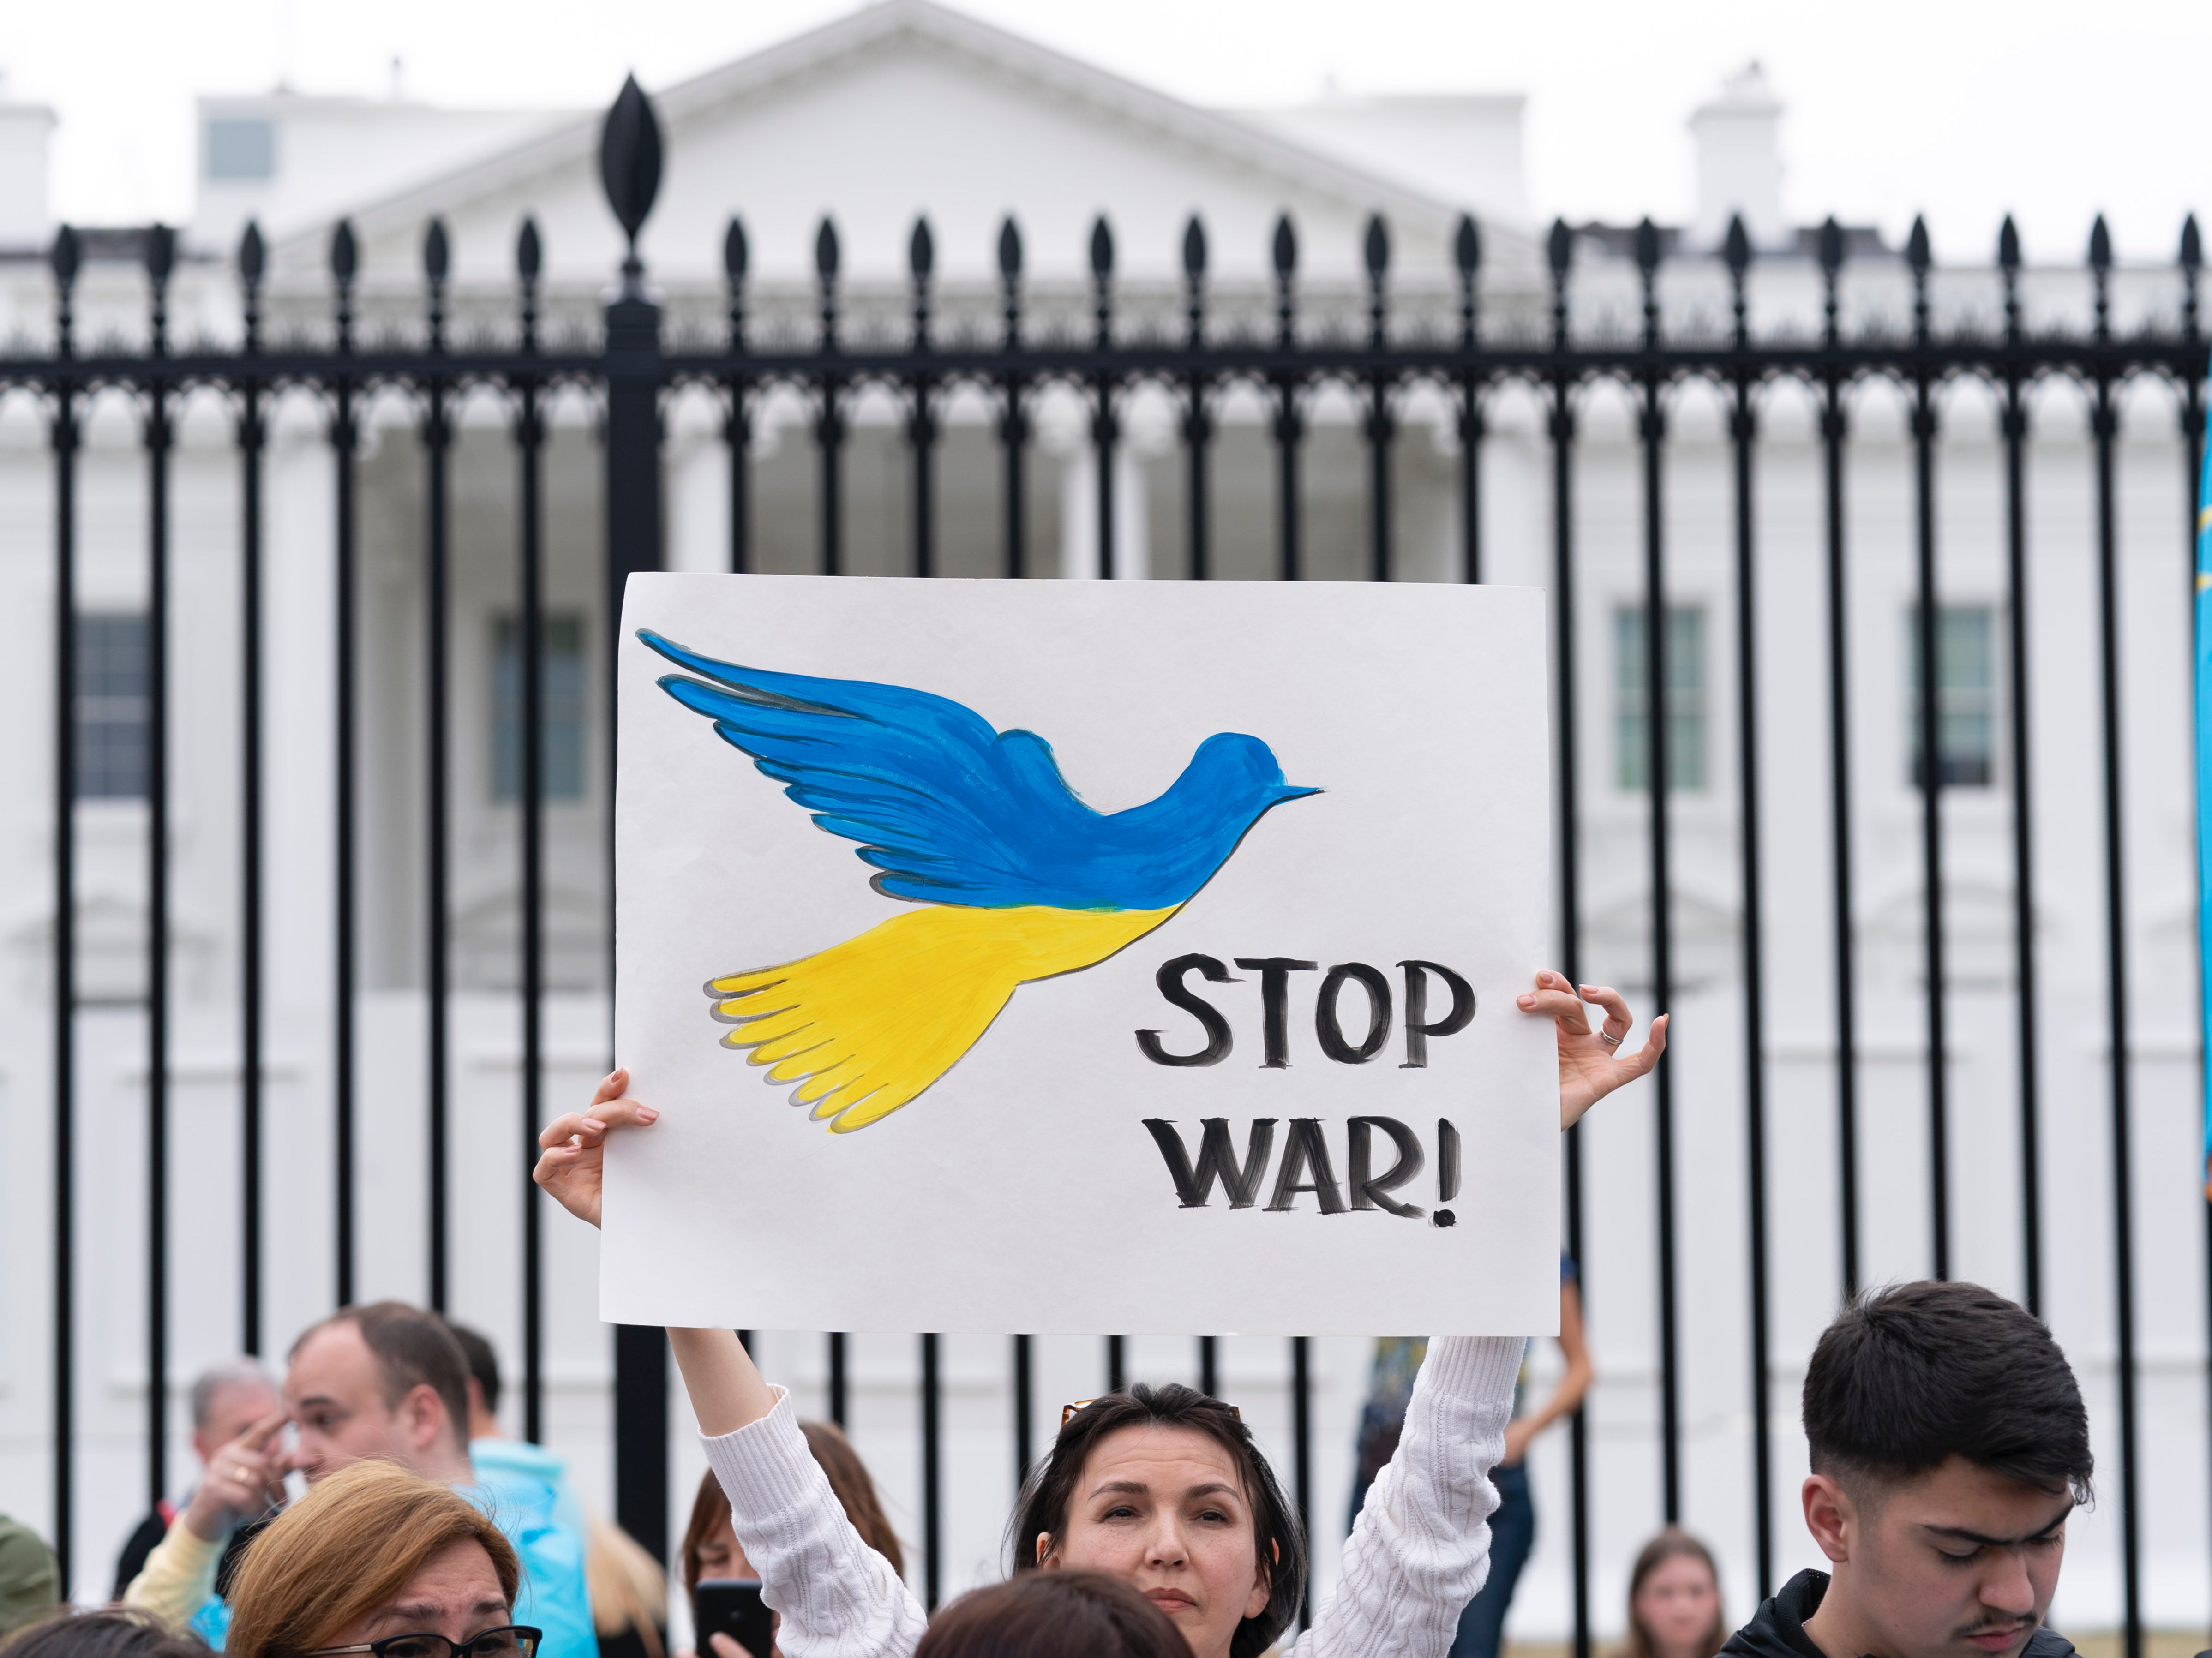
0 78 55 250
1689 62 1784 252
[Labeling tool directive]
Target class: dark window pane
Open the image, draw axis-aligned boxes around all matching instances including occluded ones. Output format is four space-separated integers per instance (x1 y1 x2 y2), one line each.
493 614 587 802
205 118 275 180
75 613 149 800
1616 605 1707 792
1906 606 1996 789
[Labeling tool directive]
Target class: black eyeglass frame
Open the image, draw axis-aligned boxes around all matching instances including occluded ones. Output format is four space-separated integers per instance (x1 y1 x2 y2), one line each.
303 1625 541 1658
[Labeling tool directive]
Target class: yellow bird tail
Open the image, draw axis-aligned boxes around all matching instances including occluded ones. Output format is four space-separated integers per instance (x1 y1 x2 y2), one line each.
707 902 1180 1132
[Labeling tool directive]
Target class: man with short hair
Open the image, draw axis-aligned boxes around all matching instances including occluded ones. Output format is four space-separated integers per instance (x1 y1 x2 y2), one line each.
128 1304 597 1657
1722 1280 2089 1658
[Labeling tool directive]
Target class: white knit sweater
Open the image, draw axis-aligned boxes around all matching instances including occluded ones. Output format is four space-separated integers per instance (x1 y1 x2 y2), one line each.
700 1334 1522 1658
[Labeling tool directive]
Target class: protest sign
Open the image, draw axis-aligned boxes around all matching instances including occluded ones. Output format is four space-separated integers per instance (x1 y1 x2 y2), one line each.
604 573 1556 1335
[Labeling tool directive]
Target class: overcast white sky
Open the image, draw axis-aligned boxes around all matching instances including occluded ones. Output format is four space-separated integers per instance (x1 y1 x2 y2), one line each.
7 0 2205 263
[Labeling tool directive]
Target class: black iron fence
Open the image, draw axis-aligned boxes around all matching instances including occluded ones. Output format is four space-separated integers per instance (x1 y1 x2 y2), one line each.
8 75 2210 1654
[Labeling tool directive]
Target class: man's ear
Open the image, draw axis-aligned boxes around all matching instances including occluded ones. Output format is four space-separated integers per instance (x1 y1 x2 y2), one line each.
401 1383 447 1454
1801 1472 1855 1566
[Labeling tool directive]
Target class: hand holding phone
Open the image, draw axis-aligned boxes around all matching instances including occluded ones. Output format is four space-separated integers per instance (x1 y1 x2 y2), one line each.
693 1577 775 1658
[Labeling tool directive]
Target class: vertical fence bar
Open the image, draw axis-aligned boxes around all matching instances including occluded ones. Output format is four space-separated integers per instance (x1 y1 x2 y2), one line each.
1106 1335 1125 1394
144 223 175 1512
1091 218 1116 577
1455 216 1482 585
1199 1335 1218 1400
602 74 669 1566
238 224 267 1357
1633 218 1681 1522
516 218 547 1443
1997 218 2042 1315
1363 215 1392 583
49 224 79 1590
2087 217 2142 1658
1013 1334 1032 1487
1817 219 1861 1297
1906 219 1951 1282
817 219 843 577
1291 1334 1313 1629
1272 216 1301 582
1547 218 1592 1658
1724 216 1774 1595
910 219 936 579
423 220 453 1312
921 1334 942 1609
331 221 360 1306
725 220 750 575
1183 217 1210 581
999 220 1026 580
828 1333 847 1426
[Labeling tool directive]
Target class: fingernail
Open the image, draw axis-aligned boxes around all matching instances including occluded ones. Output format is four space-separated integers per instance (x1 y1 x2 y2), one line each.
582 1118 605 1132
1517 993 1536 1008
637 1106 659 1122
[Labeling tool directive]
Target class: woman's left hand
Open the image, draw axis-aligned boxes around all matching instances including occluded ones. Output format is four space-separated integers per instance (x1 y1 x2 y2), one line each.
1519 969 1667 1129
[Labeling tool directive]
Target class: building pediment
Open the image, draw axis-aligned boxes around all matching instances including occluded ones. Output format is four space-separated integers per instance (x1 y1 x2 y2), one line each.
267 0 1536 297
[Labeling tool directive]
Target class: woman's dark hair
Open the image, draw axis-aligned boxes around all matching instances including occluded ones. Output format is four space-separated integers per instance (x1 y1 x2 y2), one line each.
1009 1383 1301 1658
1622 1527 1724 1658
1804 1280 2093 1503
0 1608 210 1657
916 1571 1189 1658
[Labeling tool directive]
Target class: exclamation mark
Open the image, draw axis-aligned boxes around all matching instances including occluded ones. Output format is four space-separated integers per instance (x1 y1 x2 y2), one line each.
1433 1119 1460 1227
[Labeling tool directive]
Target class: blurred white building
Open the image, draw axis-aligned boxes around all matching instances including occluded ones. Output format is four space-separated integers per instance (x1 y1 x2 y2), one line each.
0 1 2206 1645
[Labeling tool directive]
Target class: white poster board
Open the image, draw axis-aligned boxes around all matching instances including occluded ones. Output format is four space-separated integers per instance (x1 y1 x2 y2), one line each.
605 573 1556 1335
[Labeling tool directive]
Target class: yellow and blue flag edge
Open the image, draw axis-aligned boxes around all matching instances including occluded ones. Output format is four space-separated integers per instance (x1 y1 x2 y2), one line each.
2198 386 2212 1201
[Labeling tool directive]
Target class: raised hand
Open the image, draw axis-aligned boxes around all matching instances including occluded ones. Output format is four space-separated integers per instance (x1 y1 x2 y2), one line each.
180 1411 291 1542
533 1069 660 1229
1518 970 1668 1129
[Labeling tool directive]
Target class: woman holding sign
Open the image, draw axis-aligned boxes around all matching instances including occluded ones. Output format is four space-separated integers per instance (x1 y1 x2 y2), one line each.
537 971 1661 1658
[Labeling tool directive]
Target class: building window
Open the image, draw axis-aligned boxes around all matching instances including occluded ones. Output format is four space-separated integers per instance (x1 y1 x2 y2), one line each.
1906 605 1996 789
75 614 150 801
1615 605 1708 792
493 615 587 801
205 119 276 181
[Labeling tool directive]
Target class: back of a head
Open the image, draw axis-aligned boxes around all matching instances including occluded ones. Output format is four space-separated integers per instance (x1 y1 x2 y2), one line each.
1804 1280 2092 1501
447 1322 502 1422
915 1572 1191 1658
295 1302 473 1454
188 1357 274 1431
224 1460 521 1656
0 1608 209 1657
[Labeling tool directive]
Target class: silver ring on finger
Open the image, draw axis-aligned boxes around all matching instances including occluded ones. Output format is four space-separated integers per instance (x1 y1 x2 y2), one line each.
1598 1030 1624 1049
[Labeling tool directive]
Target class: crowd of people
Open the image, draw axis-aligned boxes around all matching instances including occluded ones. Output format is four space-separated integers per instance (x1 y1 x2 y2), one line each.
0 975 2104 1657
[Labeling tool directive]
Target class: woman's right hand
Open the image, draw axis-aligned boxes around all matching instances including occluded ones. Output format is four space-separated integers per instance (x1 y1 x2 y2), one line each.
533 1068 659 1228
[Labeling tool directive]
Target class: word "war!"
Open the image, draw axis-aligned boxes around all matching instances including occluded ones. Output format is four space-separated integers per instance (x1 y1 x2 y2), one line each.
1141 1116 1466 1226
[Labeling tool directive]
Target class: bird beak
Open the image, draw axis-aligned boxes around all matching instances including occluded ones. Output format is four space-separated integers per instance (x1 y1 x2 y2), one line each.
1273 784 1322 802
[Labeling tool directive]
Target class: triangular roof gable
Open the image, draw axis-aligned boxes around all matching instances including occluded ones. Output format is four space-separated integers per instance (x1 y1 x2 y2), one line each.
275 0 1535 288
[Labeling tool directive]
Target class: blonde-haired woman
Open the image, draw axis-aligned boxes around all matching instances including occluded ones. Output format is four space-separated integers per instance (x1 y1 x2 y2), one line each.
226 1460 536 1658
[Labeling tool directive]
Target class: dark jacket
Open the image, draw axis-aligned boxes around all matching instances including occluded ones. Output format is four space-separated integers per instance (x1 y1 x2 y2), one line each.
1720 1568 2076 1657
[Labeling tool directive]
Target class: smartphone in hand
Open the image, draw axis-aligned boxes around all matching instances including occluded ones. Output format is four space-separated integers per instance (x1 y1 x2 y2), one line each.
693 1577 774 1658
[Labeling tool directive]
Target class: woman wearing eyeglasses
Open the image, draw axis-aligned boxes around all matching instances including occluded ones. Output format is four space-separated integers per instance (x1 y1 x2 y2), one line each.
537 971 1662 1658
224 1460 540 1658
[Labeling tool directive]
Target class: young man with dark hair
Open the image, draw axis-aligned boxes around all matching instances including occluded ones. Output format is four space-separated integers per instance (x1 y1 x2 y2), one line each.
1724 1280 2090 1658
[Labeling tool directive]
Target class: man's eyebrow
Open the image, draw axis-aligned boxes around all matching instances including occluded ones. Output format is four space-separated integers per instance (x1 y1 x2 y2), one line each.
290 1392 342 1411
1920 1502 2074 1548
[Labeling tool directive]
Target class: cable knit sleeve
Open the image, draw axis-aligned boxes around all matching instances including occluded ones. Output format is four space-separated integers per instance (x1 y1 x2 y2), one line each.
1290 1335 1522 1658
698 1385 928 1658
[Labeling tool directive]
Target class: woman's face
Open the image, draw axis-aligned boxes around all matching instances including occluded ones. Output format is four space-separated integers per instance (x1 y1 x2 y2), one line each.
1041 1424 1269 1658
694 1511 757 1583
1633 1551 1720 1658
318 1538 513 1652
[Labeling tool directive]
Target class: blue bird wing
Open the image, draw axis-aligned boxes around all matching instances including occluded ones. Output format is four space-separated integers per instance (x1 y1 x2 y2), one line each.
639 630 1106 907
